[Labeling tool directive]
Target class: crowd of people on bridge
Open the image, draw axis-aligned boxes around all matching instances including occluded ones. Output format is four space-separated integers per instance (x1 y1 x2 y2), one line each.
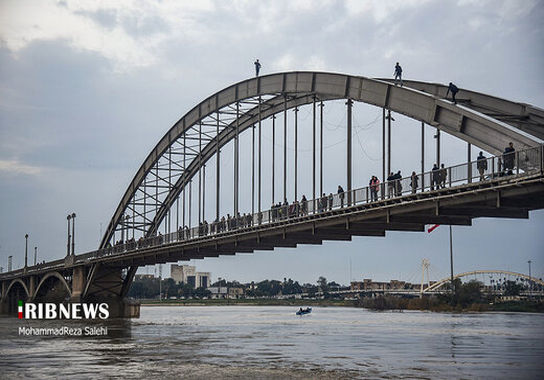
100 139 520 257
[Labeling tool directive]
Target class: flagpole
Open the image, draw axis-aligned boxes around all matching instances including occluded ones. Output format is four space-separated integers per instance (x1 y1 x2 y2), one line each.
449 225 454 293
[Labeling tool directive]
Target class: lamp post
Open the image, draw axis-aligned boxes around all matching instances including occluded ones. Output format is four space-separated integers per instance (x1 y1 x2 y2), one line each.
528 260 532 300
8 256 12 272
71 212 76 256
34 246 37 266
67 214 72 257
24 234 28 268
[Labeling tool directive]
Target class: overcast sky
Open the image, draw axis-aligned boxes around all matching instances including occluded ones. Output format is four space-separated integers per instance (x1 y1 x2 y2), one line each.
1 0 543 285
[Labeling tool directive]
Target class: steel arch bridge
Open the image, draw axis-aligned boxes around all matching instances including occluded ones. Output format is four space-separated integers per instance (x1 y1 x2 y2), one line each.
423 270 544 293
1 71 544 318
100 71 543 249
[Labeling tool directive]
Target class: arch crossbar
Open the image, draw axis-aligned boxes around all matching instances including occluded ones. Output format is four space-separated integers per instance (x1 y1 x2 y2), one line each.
424 270 544 293
100 71 543 249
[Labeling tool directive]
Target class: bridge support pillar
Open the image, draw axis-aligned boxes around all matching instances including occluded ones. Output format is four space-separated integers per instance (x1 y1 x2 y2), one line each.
28 275 36 301
71 266 85 302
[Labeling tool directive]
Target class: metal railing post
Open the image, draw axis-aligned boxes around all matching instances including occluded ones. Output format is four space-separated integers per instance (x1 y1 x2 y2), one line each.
516 151 520 175
491 157 495 178
448 167 452 187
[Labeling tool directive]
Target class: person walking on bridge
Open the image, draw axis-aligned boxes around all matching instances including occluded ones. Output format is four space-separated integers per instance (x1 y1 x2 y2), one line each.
369 176 380 202
254 59 261 77
503 142 515 175
337 185 345 207
387 172 395 198
446 82 459 104
410 171 418 194
431 164 440 190
476 151 488 181
394 62 403 86
439 164 447 188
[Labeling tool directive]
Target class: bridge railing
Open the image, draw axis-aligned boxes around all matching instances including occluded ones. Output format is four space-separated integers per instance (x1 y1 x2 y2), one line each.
1 144 541 277
79 144 541 262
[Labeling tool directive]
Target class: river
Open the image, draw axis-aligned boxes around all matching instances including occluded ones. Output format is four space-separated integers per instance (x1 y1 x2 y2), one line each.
1 306 543 379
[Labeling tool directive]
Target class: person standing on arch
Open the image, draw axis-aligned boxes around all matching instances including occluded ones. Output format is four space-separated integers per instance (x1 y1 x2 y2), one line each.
446 82 459 104
254 59 261 77
394 62 403 86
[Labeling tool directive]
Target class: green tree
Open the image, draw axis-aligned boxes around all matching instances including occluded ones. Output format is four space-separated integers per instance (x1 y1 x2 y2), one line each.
317 276 328 292
194 287 212 299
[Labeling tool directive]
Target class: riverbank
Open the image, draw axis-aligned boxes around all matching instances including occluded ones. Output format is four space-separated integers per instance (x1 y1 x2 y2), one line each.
137 297 544 312
140 298 355 307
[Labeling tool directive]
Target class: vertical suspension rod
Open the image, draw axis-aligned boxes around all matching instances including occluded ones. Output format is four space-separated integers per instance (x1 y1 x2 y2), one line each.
436 128 441 167
234 102 240 215
294 106 298 201
258 96 262 214
216 110 220 221
182 133 186 228
421 121 425 190
387 109 391 177
283 95 287 203
199 121 202 224
346 99 353 205
467 142 472 183
320 101 324 197
272 115 276 204
203 164 206 222
312 96 316 211
189 180 192 229
382 108 386 189
252 123 255 216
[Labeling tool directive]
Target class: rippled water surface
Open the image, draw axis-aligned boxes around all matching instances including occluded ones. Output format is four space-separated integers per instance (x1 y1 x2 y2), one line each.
1 306 543 379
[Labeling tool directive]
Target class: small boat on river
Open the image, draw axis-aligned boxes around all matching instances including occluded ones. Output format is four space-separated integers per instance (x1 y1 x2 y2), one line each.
296 307 312 316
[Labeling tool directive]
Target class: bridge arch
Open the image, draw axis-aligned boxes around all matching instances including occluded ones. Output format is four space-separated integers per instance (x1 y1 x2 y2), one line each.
34 272 72 300
5 278 30 299
101 72 543 248
423 270 544 293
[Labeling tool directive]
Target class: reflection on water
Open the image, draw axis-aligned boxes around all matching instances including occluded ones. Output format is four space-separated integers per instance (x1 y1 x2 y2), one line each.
1 306 543 379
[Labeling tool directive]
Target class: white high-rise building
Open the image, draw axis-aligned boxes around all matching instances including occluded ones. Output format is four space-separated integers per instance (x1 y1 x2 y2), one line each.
171 264 211 288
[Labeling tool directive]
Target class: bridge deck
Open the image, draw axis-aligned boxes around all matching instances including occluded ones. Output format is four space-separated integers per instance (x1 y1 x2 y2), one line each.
2 170 542 281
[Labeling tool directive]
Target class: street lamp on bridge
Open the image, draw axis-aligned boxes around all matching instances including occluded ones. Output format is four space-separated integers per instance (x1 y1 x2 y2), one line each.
528 260 532 300
71 212 76 256
67 213 76 257
24 234 28 269
67 214 71 257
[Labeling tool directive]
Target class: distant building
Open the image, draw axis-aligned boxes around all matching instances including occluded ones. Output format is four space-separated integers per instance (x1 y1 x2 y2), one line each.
228 287 244 298
171 264 210 288
208 286 228 299
135 274 155 281
207 286 244 299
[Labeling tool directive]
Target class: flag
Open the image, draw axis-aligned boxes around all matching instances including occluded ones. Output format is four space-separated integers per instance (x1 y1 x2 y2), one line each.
427 224 440 233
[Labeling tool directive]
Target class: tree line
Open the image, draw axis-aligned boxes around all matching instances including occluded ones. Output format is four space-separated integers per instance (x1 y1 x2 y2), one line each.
127 275 342 299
